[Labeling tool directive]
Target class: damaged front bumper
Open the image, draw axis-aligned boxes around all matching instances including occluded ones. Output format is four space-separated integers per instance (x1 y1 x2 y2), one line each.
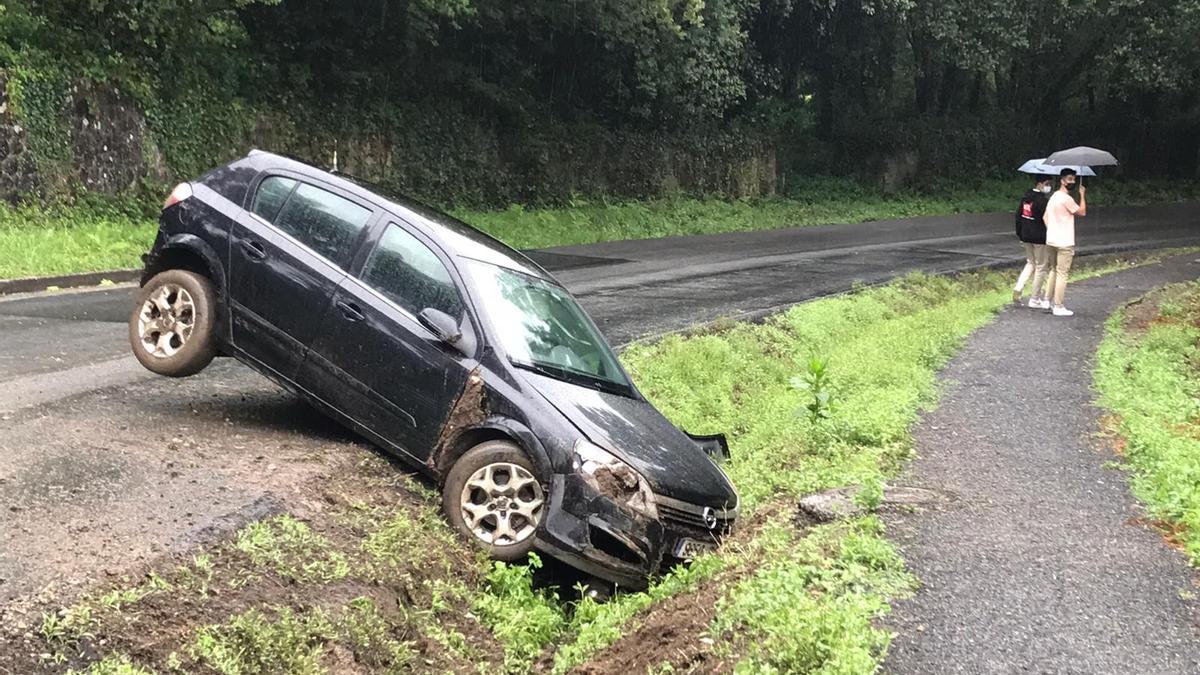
534 473 737 590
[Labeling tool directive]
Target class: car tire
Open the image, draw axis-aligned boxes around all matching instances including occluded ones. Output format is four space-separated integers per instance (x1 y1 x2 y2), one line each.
129 269 218 377
443 441 546 562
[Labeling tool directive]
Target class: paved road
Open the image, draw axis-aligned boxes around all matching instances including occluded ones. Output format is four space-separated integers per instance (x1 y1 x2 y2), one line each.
885 254 1200 673
0 203 1196 606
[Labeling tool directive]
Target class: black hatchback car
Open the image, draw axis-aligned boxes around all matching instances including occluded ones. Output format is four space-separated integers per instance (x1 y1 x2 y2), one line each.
129 150 738 588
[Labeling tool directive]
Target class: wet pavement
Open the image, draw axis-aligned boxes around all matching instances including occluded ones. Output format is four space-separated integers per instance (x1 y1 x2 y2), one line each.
0 203 1197 608
885 254 1200 673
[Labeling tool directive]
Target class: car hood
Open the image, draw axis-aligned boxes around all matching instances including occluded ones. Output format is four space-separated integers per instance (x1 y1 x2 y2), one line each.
520 371 738 509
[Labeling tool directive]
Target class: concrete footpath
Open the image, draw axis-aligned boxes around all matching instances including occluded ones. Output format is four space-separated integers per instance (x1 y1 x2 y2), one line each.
885 254 1200 673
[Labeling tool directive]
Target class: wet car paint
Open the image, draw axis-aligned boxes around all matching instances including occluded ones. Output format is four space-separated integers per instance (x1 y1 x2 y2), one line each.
520 370 738 507
139 150 739 586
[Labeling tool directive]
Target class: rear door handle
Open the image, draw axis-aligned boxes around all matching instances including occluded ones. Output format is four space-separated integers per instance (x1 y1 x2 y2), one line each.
336 300 365 322
240 239 267 261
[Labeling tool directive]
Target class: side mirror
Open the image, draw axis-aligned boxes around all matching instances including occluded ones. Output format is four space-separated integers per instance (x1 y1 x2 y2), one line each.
418 307 462 345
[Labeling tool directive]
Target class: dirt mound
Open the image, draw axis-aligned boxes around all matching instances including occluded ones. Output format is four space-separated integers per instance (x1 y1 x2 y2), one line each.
0 456 502 674
572 585 731 675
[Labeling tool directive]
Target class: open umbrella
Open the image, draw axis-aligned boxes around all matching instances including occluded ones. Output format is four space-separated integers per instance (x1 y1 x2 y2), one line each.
1017 158 1096 177
1043 146 1117 185
1044 146 1117 167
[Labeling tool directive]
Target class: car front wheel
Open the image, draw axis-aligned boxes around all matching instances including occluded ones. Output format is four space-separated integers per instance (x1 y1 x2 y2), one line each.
442 441 546 562
129 269 217 377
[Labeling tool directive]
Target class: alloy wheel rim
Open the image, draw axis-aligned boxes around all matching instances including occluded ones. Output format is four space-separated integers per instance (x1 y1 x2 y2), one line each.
137 283 196 358
459 462 544 546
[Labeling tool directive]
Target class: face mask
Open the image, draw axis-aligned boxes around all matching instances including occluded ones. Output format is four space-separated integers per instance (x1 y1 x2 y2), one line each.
1064 182 1076 191
1040 185 1052 194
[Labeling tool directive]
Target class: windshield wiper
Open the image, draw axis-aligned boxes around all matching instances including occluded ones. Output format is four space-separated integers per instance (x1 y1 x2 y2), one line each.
512 360 632 397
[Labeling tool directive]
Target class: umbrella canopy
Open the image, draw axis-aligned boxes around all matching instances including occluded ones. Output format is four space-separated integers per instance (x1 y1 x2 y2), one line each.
1017 158 1096 177
1043 146 1118 167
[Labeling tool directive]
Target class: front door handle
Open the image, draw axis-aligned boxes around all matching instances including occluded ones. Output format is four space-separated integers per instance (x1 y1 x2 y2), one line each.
337 300 365 322
240 239 267 261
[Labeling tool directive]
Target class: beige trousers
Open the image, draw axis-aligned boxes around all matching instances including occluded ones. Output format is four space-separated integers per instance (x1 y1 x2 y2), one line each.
1047 245 1075 306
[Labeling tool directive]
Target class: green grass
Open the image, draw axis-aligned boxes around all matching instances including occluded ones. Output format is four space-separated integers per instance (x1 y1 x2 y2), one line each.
66 654 155 675
711 517 914 674
0 200 158 279
1095 281 1200 561
3 177 1198 279
233 515 351 584
191 607 328 675
471 555 565 672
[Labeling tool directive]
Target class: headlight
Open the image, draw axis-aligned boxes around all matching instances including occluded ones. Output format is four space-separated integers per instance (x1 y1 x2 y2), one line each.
573 440 658 520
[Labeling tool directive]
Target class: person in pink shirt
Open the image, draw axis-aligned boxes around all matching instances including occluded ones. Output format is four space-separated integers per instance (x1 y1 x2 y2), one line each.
1031 168 1087 316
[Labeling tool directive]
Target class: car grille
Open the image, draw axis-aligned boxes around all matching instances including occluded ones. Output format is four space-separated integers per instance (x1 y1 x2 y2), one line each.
656 495 736 536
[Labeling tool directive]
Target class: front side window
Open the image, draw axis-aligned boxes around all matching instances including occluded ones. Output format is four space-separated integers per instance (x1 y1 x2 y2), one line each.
362 224 464 319
272 183 372 267
251 176 297 222
466 260 631 394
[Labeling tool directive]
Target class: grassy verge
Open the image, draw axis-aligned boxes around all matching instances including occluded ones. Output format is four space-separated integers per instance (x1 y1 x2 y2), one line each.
457 177 1200 250
1095 280 1200 561
0 253 1178 675
0 200 158 279
4 177 1199 279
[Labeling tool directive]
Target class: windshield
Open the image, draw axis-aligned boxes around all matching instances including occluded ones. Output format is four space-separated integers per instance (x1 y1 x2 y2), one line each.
467 261 633 394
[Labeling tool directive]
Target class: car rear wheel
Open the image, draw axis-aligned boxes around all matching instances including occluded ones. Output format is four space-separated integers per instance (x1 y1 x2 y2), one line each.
129 269 217 377
442 441 545 562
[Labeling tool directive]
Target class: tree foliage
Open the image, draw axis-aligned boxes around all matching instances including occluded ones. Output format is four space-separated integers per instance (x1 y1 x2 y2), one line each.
1 0 1198 197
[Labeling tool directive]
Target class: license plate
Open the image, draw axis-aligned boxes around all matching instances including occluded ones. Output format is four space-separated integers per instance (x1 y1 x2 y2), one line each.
673 537 716 559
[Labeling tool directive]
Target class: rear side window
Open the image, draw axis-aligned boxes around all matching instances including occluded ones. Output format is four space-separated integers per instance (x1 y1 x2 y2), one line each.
273 183 372 268
363 224 464 319
251 176 297 221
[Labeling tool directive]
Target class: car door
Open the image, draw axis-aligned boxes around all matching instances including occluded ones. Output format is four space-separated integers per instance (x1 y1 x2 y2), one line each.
228 174 375 378
298 221 476 460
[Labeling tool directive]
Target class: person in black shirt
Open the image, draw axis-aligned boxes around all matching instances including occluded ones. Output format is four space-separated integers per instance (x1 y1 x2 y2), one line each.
1013 175 1054 304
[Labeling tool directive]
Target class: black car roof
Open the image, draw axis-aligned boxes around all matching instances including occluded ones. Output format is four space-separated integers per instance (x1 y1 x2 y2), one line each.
242 150 554 281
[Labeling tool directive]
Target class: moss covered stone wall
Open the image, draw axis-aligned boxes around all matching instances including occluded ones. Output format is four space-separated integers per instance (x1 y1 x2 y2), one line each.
0 70 779 207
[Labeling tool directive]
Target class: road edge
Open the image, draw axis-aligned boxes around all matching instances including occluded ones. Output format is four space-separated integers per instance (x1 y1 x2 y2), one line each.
0 269 140 295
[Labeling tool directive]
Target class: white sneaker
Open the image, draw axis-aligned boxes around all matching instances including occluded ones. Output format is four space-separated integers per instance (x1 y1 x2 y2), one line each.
1028 298 1049 309
1052 305 1074 317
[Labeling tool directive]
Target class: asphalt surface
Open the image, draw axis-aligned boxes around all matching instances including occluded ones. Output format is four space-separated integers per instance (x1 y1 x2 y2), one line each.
0 202 1197 613
885 254 1200 674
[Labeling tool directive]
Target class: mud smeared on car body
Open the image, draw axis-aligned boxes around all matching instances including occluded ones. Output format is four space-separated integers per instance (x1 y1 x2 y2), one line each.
429 368 488 474
583 463 659 520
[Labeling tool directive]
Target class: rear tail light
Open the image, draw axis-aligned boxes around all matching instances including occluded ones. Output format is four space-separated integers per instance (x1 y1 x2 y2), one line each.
163 183 193 209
